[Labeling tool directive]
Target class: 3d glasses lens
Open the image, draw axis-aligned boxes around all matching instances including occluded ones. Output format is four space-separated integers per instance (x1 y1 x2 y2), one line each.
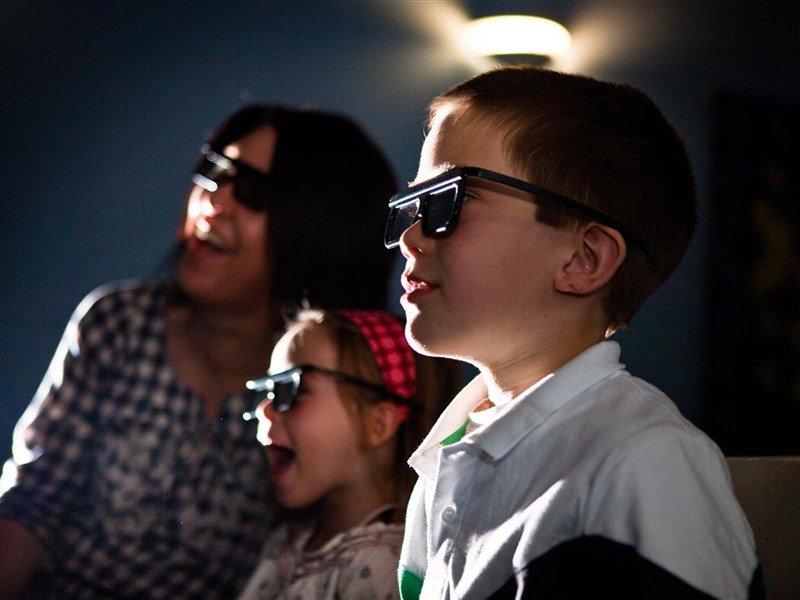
192 147 270 210
423 183 460 237
384 179 463 248
192 151 235 192
265 370 302 412
245 368 303 414
385 198 421 248
231 176 268 211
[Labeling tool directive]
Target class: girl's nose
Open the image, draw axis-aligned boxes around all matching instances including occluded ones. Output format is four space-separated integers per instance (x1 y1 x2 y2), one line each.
255 399 277 446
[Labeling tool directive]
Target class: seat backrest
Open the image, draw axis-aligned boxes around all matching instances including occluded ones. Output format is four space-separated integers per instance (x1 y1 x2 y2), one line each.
726 456 800 600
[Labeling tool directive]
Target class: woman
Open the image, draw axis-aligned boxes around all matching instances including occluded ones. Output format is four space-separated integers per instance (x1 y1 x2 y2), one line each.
0 106 397 598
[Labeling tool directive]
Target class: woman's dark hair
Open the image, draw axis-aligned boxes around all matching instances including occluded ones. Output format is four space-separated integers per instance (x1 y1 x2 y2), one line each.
182 104 397 311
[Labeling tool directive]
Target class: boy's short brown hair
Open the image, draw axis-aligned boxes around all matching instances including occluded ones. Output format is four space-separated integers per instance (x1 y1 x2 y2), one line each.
430 66 696 332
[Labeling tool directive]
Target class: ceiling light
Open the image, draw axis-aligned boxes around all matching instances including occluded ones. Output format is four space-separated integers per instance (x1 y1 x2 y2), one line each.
463 15 571 65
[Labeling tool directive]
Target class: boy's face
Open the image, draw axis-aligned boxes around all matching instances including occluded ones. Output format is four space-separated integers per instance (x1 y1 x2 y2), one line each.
398 104 573 366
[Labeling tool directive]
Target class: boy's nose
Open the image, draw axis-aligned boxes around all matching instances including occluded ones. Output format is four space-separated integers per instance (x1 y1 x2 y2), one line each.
399 220 431 259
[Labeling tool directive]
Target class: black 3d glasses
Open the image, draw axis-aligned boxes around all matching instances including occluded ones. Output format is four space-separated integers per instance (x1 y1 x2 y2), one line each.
192 144 272 210
384 166 655 265
242 364 410 420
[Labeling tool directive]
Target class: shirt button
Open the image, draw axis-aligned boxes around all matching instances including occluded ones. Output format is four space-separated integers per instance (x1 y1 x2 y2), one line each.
441 505 457 523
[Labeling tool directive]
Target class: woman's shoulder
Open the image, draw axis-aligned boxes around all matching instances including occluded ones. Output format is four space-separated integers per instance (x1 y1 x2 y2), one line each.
65 281 170 359
77 280 167 318
70 281 168 332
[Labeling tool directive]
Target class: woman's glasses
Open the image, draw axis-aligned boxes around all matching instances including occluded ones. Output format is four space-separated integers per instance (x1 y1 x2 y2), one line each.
242 364 411 420
383 166 656 267
192 144 272 210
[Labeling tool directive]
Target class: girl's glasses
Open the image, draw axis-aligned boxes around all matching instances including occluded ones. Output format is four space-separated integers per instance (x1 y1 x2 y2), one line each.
242 364 411 420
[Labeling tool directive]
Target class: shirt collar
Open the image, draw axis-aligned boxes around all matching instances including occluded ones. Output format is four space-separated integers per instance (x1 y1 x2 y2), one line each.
408 341 625 479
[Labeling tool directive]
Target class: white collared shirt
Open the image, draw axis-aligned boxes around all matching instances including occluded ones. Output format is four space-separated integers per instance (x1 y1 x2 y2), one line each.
399 341 759 600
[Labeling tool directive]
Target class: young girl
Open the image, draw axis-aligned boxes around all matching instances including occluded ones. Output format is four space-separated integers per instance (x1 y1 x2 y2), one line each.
238 309 459 599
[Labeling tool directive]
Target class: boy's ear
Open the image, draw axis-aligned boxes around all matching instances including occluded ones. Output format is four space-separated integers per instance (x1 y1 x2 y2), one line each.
555 223 626 295
361 401 404 449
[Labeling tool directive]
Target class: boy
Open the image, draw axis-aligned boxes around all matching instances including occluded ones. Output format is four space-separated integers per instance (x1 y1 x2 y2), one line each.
386 67 761 599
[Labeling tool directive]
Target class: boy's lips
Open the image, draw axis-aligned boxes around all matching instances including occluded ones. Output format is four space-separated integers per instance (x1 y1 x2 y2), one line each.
401 272 440 302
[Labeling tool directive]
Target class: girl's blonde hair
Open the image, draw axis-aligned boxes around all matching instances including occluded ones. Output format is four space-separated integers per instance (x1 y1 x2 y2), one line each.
286 308 463 521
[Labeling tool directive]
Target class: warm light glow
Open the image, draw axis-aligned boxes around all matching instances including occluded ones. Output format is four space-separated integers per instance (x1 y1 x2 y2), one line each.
222 144 240 159
463 15 571 60
550 3 671 73
380 2 496 73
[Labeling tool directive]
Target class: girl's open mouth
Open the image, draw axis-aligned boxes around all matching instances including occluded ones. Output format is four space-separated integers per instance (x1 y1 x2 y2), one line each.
266 445 296 480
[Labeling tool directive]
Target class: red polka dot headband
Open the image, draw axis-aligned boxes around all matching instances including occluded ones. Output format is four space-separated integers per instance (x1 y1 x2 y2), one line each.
338 310 418 408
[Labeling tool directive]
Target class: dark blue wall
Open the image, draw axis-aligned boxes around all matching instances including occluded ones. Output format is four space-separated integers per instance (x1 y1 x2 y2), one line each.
2 1 798 460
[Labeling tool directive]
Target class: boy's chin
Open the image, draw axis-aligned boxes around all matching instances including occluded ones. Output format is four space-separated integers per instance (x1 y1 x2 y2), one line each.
405 316 459 359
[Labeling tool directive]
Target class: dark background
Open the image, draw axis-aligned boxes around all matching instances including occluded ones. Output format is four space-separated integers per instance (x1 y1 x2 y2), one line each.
2 1 799 460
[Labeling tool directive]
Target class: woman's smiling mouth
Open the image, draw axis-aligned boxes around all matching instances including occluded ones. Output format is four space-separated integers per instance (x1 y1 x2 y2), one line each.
190 222 234 254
